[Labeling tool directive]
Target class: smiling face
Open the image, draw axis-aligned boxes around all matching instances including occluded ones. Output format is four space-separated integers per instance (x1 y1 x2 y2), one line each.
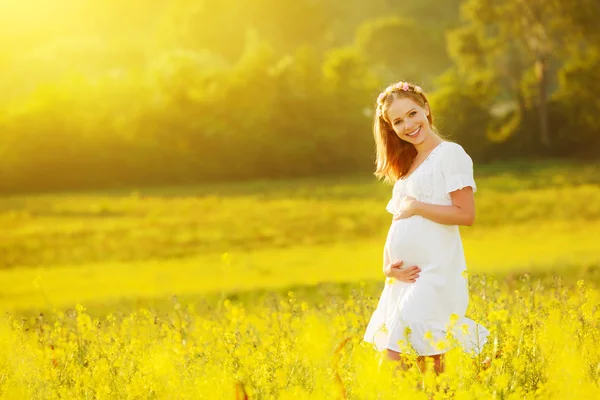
373 82 441 182
385 96 432 146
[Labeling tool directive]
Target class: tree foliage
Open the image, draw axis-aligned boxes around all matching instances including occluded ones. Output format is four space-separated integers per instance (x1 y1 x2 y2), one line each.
0 0 598 193
446 0 600 155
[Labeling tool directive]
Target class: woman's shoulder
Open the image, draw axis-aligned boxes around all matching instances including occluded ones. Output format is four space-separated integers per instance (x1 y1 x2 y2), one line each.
439 141 472 161
440 140 466 153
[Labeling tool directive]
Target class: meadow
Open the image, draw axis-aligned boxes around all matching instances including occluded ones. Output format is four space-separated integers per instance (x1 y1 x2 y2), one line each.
1 160 600 399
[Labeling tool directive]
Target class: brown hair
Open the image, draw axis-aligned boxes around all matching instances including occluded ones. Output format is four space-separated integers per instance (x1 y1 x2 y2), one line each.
373 81 437 183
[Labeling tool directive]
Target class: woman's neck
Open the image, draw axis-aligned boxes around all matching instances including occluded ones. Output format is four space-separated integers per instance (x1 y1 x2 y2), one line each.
414 131 443 155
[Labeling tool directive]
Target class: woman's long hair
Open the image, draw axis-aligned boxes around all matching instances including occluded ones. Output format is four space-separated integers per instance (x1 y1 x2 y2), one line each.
373 82 436 184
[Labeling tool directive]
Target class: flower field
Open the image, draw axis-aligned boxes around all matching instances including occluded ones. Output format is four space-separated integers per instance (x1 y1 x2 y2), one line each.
1 161 599 399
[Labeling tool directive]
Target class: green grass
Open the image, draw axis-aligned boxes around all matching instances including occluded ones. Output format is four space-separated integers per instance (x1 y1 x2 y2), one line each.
2 165 599 269
4 220 600 312
1 160 599 313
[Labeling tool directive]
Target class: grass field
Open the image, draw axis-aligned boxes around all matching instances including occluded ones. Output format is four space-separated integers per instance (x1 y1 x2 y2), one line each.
1 161 600 398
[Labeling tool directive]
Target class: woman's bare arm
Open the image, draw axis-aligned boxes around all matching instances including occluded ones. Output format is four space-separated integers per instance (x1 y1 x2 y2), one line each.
394 187 475 226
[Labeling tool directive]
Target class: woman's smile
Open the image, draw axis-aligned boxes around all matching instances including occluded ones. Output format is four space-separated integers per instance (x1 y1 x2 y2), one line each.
406 126 421 138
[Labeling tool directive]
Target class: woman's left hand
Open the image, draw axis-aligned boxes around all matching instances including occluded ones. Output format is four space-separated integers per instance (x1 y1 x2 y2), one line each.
393 196 420 220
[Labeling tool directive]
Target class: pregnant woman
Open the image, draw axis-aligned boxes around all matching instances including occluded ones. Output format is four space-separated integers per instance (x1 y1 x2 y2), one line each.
363 81 489 374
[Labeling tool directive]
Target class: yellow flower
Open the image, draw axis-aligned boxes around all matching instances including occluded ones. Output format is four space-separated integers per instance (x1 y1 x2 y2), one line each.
435 340 449 350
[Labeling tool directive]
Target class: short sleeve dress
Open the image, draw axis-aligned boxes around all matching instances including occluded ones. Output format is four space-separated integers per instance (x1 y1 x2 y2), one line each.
362 141 489 356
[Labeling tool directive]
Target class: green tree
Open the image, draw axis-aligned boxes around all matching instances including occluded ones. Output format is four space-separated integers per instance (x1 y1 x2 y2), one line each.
355 16 449 87
428 69 495 160
447 0 600 152
551 49 600 158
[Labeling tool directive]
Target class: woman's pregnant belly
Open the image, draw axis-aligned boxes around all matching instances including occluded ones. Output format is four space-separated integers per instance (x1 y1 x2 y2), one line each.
386 215 456 268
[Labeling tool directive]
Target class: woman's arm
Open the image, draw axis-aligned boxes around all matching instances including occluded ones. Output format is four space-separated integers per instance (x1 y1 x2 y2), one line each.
394 187 476 226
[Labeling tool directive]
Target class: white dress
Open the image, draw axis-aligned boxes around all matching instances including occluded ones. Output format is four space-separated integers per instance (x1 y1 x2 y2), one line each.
363 141 489 356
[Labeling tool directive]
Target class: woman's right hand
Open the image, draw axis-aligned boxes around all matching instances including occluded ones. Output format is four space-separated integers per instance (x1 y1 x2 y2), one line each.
384 260 421 283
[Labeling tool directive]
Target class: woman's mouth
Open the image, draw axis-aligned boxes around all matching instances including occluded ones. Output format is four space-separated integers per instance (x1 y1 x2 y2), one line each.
406 127 420 138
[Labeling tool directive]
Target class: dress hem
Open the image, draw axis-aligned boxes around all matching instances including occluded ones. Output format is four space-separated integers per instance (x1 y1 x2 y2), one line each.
362 336 490 357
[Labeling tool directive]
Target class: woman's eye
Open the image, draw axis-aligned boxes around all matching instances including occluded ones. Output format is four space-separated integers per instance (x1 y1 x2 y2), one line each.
409 111 416 117
394 120 402 125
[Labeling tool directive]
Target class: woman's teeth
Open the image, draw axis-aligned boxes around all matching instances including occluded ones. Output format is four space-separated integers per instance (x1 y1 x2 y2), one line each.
407 127 420 137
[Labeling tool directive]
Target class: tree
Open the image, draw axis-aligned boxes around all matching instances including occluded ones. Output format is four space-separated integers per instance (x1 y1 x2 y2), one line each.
447 0 600 151
428 69 495 160
355 16 450 87
551 48 600 158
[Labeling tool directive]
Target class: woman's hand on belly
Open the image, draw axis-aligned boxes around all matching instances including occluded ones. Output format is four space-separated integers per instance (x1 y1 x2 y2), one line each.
384 260 421 283
392 196 420 220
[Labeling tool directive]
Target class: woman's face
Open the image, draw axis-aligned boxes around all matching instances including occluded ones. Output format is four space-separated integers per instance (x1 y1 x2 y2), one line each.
385 97 431 145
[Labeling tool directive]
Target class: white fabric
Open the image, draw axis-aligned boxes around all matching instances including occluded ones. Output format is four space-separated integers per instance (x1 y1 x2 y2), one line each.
363 141 489 356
